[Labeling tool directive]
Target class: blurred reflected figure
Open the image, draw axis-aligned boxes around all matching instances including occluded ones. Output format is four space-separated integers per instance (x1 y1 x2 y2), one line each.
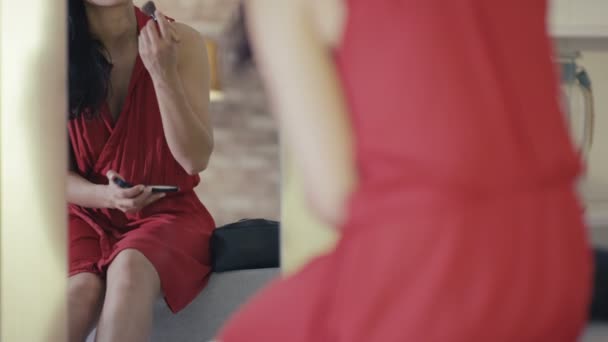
219 0 592 341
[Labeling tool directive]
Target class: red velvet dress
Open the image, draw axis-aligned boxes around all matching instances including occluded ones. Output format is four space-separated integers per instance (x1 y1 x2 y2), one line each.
68 7 215 313
218 0 592 340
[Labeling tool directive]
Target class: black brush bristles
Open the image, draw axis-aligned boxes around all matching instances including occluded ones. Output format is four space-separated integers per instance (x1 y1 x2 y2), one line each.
142 1 157 21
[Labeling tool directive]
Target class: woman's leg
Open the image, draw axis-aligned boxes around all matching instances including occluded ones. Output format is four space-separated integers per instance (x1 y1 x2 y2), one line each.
68 273 105 342
95 249 161 342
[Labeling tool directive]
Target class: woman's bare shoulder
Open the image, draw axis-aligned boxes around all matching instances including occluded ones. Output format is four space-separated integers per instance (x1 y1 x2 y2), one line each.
173 22 203 45
171 22 208 66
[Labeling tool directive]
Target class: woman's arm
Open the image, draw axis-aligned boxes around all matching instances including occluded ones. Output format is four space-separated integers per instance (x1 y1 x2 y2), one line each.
67 144 164 211
67 141 110 208
67 171 164 212
139 13 213 175
67 171 113 208
245 0 356 226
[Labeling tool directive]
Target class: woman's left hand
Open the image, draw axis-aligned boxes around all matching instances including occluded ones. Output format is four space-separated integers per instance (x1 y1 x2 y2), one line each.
139 11 181 81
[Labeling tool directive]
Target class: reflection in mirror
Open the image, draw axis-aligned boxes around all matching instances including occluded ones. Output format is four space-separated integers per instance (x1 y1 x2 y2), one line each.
64 1 279 341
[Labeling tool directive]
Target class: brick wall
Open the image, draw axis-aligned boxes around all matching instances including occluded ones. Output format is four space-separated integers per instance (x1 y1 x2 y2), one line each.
196 67 280 226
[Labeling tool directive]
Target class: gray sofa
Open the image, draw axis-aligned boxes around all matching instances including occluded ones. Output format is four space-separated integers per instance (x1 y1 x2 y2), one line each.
86 268 279 342
84 269 605 342
583 324 608 341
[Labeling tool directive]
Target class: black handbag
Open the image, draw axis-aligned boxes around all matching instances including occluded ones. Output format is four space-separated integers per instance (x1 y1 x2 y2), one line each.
211 219 280 272
591 248 608 321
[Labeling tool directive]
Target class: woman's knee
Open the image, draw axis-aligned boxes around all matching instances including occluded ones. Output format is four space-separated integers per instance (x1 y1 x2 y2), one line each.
107 249 160 295
69 273 104 309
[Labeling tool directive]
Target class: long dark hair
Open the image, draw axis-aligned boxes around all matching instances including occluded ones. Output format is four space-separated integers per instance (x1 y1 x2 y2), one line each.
68 0 112 119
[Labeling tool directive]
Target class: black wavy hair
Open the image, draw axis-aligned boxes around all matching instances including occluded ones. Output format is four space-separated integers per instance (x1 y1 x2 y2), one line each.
68 0 112 119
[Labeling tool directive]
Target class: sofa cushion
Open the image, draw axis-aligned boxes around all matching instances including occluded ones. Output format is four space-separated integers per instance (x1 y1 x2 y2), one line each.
87 268 279 342
582 323 608 342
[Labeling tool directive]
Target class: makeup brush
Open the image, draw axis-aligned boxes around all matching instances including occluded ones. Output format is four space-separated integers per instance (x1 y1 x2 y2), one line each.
142 1 158 22
142 1 181 43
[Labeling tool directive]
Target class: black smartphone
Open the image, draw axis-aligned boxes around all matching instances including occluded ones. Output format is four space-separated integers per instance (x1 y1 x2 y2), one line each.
150 185 180 193
113 177 178 193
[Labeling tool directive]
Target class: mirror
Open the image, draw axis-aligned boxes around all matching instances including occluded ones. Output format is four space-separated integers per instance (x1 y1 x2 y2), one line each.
64 1 280 341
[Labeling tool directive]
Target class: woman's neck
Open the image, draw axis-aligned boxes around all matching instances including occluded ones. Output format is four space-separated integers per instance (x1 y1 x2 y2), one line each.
85 2 137 52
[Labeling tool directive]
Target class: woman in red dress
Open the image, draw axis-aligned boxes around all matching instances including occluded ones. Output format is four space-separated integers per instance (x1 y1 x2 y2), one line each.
67 1 214 341
218 0 593 341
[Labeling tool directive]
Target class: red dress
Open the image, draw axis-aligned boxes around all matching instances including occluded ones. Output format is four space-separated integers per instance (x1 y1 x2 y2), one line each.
68 7 215 313
218 0 592 340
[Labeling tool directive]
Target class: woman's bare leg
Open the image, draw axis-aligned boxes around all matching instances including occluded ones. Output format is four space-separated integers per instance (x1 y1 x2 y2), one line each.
68 273 105 342
95 249 161 342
